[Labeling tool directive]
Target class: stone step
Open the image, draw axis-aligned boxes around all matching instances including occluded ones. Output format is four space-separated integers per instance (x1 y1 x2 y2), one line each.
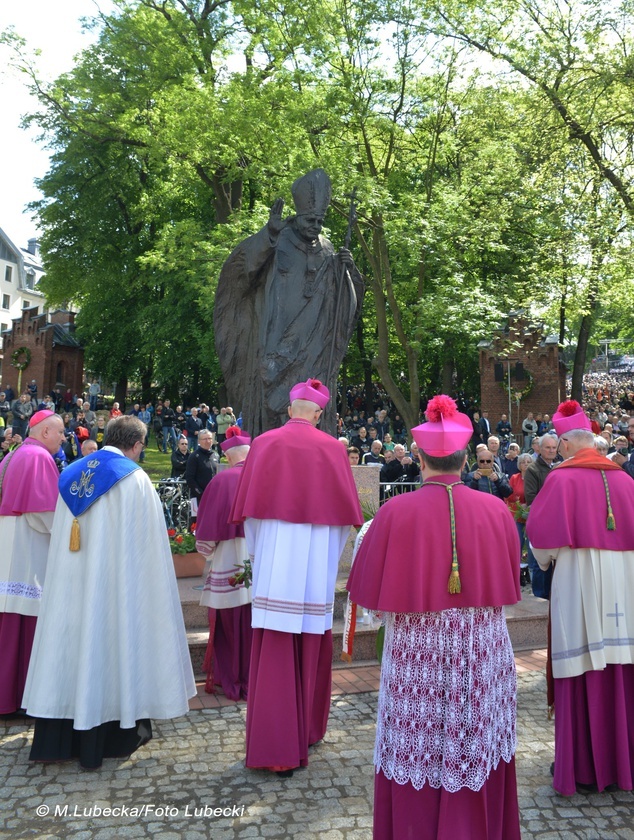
178 576 549 677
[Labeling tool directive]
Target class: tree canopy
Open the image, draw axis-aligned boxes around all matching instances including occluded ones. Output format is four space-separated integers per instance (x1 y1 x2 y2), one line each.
5 0 634 412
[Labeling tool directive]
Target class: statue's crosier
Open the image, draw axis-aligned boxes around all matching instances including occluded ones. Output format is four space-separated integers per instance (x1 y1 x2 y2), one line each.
215 169 364 437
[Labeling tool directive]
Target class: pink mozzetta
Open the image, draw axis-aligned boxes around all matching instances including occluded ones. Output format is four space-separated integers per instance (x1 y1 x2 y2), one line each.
196 462 246 542
230 418 363 527
527 460 634 551
347 476 520 613
0 438 60 515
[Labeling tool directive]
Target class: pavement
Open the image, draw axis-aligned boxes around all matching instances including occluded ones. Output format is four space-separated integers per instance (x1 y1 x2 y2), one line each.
2 649 634 839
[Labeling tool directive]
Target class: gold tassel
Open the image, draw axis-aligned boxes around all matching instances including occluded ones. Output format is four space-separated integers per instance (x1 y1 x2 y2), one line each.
448 568 461 594
70 517 81 551
607 511 616 531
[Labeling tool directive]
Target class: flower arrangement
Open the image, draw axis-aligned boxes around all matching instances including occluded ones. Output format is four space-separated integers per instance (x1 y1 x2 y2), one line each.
167 528 197 554
228 557 253 589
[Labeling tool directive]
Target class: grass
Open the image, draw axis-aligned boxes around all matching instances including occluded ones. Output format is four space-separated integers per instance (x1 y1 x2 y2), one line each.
140 445 173 483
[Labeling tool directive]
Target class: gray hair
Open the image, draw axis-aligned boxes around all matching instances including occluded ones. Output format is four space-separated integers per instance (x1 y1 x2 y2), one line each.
563 428 595 447
594 436 609 454
517 453 533 468
539 434 558 447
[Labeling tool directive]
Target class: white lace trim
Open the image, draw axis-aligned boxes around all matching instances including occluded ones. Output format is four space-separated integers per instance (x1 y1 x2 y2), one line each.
375 607 516 792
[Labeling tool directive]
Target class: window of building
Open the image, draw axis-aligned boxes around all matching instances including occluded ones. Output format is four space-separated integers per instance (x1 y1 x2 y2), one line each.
25 271 35 290
2 294 9 310
23 299 30 309
5 266 12 283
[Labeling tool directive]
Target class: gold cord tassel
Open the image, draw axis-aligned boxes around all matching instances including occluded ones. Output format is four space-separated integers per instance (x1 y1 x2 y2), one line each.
70 517 81 551
448 566 461 594
601 471 616 531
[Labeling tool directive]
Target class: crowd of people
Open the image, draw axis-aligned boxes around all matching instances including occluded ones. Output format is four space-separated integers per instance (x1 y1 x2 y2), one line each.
2 370 634 837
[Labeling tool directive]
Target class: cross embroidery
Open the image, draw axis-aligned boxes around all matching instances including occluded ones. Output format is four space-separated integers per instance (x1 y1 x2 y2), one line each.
607 603 624 629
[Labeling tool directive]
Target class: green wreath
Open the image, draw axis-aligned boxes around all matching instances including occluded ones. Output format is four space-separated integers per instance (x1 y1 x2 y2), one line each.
11 347 31 371
498 366 534 401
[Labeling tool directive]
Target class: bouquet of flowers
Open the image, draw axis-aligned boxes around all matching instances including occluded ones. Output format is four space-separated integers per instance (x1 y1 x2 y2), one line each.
228 557 253 589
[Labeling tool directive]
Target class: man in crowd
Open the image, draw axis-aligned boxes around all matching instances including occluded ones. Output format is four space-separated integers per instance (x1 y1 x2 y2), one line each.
216 407 236 445
231 378 362 775
351 425 371 457
347 395 521 839
196 426 252 701
0 392 10 425
23 416 196 768
363 439 385 465
466 448 513 499
613 415 634 478
161 398 177 453
502 442 521 477
524 433 559 598
185 429 218 506
11 393 34 439
379 443 420 483
522 411 538 451
486 434 503 471
0 410 65 715
527 400 634 796
185 406 203 452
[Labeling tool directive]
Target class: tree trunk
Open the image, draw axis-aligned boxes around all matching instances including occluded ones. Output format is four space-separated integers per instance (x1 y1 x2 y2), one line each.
115 377 128 409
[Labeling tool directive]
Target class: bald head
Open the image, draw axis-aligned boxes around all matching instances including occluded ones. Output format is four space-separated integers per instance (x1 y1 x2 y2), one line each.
30 414 65 455
289 399 323 426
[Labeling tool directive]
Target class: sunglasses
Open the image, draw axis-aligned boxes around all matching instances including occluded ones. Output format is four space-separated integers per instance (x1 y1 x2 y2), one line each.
478 459 492 464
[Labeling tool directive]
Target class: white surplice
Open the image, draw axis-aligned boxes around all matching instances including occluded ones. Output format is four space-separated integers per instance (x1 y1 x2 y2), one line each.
0 512 55 616
23 450 196 729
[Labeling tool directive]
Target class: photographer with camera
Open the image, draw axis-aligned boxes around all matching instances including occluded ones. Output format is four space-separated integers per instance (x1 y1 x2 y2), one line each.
466 449 513 499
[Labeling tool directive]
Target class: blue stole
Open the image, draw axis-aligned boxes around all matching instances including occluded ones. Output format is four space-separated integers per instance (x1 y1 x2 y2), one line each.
59 449 140 517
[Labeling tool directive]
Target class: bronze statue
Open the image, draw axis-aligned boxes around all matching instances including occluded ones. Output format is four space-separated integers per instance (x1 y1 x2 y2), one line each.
214 169 364 437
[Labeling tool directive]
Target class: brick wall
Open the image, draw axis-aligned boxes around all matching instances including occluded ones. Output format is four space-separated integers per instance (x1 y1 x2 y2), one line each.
2 308 84 398
479 313 566 438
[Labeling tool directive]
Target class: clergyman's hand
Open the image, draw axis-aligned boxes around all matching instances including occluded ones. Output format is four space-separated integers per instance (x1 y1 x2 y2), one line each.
268 198 287 236
338 247 353 267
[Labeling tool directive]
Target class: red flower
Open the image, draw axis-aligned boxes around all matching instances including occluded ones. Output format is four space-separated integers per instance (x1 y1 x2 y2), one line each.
167 528 176 537
228 576 237 587
175 535 183 544
190 522 197 533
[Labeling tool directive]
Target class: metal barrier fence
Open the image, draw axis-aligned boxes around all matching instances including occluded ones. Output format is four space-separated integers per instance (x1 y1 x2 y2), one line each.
379 479 421 505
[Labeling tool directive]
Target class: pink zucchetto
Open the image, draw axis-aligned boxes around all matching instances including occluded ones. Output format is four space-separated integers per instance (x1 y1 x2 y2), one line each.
29 409 55 428
220 425 252 452
411 395 473 456
289 378 330 409
552 400 592 436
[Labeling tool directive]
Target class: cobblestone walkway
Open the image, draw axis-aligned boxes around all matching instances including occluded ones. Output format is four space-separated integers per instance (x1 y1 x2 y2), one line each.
2 657 633 839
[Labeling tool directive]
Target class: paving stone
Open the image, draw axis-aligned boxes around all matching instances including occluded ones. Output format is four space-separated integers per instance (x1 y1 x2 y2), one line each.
3 670 634 839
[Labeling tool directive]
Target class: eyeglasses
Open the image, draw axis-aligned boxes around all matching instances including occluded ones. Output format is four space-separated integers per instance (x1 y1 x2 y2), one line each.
478 459 492 464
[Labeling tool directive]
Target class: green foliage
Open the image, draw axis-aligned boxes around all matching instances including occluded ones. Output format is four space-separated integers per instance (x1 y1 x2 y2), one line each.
11 0 634 414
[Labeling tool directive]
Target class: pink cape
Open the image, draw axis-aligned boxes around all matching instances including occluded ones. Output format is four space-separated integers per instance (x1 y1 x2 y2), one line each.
0 438 59 515
347 476 520 613
526 465 634 550
196 462 245 541
231 418 363 526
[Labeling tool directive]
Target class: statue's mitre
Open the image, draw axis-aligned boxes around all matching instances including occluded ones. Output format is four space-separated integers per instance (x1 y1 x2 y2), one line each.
291 168 331 217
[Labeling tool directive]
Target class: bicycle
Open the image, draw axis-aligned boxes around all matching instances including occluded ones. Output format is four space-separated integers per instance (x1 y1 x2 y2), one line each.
155 478 191 532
